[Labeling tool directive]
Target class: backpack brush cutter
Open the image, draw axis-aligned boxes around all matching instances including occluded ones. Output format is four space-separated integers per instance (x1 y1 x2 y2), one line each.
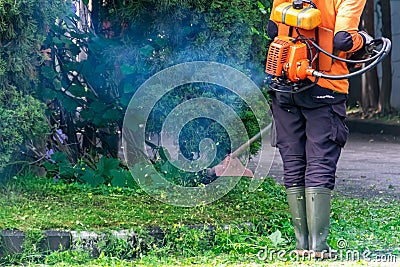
266 0 391 85
208 0 391 178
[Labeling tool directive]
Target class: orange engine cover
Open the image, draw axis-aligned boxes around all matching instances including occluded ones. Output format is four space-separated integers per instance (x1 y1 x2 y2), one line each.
266 36 313 82
265 36 294 77
284 42 308 82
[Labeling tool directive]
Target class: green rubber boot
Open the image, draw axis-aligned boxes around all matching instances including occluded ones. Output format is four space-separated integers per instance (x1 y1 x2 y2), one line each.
286 186 309 252
305 187 332 258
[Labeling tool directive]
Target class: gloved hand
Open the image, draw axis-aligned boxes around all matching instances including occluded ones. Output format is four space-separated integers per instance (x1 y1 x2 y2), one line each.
358 31 374 52
347 31 375 70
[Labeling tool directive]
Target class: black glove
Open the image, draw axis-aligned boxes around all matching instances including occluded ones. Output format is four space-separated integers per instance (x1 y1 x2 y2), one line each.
347 31 374 70
358 31 374 52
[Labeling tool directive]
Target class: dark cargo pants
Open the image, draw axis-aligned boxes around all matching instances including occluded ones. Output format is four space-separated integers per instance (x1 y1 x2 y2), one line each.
269 84 349 190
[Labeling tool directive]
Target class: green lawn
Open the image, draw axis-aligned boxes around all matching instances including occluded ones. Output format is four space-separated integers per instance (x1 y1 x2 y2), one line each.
0 176 399 266
0 176 289 231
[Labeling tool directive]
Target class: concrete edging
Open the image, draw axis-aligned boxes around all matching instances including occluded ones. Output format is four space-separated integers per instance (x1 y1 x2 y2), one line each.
346 118 400 136
0 224 252 258
0 227 170 257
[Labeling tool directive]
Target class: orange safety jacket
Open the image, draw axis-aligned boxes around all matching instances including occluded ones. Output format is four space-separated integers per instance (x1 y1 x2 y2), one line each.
268 0 366 94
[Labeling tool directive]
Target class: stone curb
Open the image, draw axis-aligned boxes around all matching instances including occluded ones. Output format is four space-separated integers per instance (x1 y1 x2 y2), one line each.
0 224 254 258
1 227 398 263
0 228 164 258
346 118 400 136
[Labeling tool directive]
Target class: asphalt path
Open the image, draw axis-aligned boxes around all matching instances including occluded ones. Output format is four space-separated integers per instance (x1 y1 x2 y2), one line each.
265 133 400 200
150 130 400 199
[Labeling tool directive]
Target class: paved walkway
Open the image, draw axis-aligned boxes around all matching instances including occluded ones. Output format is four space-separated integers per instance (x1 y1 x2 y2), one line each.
266 133 400 200
151 128 400 200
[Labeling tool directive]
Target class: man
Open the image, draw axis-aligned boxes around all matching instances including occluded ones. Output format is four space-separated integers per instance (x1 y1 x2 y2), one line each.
266 0 368 257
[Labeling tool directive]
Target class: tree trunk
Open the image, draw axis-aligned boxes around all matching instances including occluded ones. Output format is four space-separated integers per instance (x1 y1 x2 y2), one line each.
360 0 380 114
90 0 101 33
378 0 393 114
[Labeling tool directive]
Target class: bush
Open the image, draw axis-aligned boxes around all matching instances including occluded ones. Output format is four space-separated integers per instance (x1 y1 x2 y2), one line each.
0 94 48 175
38 0 272 156
32 0 273 186
0 0 67 178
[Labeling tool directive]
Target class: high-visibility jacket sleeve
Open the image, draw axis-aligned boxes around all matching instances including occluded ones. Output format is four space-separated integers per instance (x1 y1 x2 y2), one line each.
333 0 367 53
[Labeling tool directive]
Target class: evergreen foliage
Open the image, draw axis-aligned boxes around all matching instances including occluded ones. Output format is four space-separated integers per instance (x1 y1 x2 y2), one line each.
0 0 67 176
2 0 273 184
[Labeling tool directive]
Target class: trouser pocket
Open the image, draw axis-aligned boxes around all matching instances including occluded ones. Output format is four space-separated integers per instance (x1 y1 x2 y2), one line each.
329 103 349 147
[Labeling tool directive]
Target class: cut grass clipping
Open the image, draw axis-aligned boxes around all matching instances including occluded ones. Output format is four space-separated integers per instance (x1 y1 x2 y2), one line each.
0 175 399 266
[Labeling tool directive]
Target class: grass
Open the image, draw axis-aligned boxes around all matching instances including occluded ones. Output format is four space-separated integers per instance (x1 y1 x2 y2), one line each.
20 252 400 267
0 175 399 266
0 175 289 231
